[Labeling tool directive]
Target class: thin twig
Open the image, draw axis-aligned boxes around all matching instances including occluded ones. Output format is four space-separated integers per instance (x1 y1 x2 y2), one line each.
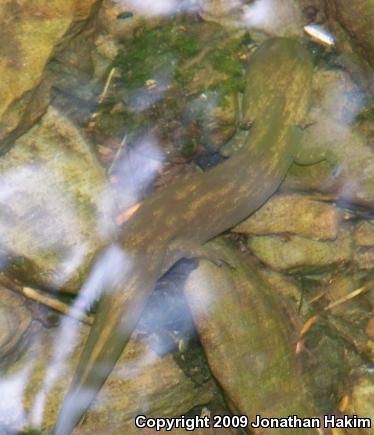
22 287 94 325
0 273 93 325
97 67 117 104
299 315 319 338
108 133 127 175
308 290 327 304
324 286 369 311
116 202 142 225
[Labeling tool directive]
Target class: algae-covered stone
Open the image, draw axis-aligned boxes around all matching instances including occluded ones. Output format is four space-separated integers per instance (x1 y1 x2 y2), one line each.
234 194 342 240
257 267 304 311
102 20 249 155
0 0 98 151
0 106 118 294
353 221 374 270
0 79 53 156
248 226 352 273
354 221 374 247
184 239 316 433
353 248 374 271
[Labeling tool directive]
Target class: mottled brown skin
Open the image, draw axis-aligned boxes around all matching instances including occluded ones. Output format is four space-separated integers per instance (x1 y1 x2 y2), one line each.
54 38 313 435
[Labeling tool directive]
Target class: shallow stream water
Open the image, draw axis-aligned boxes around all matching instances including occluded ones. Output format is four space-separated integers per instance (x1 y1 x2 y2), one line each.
0 1 373 434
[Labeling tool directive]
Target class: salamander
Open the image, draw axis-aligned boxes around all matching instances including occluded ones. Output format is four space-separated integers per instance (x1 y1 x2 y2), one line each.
54 37 313 434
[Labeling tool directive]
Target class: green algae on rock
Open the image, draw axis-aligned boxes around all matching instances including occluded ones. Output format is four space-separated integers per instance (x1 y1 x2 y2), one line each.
113 21 201 91
113 21 246 93
99 21 248 150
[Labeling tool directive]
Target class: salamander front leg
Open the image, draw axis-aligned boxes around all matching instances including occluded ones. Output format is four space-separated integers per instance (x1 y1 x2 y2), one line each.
163 239 237 274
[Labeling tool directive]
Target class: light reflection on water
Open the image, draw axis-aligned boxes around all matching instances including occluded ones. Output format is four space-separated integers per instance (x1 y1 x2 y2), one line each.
113 0 302 33
0 134 165 430
111 134 165 210
116 0 196 16
243 0 302 34
0 367 31 430
29 245 129 427
0 165 91 289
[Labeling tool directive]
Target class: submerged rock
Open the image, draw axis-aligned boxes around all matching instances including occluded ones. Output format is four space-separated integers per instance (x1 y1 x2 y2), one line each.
256 267 304 313
184 239 316 433
0 0 99 153
353 220 374 270
354 221 374 247
0 106 118 295
248 226 352 273
353 248 374 271
234 193 342 240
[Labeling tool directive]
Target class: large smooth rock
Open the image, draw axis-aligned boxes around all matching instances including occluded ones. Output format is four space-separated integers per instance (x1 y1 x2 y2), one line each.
247 226 352 273
234 193 342 241
0 106 117 294
184 239 316 433
0 0 99 152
